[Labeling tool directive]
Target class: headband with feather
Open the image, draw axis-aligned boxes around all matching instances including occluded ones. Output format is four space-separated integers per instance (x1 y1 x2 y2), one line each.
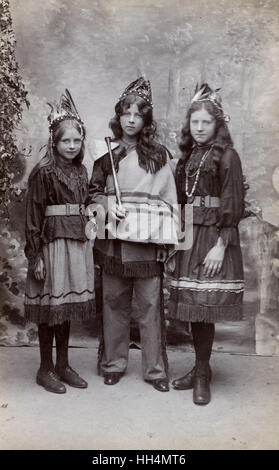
190 83 230 122
47 89 84 133
118 77 153 107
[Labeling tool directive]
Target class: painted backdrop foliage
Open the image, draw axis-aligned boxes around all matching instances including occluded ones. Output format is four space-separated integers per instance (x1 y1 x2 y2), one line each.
10 0 279 205
0 0 35 345
1 0 279 351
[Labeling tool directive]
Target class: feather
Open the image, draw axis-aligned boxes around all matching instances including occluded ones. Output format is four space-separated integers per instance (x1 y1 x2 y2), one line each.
47 89 83 128
65 89 79 115
119 77 153 106
191 85 207 103
47 102 54 112
194 82 200 94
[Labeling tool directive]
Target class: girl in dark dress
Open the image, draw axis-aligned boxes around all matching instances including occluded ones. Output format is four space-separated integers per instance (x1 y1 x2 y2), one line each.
168 84 245 405
24 90 95 394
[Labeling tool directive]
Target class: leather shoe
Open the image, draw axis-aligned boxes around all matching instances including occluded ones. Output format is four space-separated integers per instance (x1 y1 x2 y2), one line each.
55 365 88 388
36 369 66 394
172 365 212 390
172 367 196 390
193 360 211 405
193 375 211 405
104 372 123 385
146 378 169 392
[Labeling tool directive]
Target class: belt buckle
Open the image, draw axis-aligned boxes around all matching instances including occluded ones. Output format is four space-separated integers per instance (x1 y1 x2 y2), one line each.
187 196 195 205
66 203 71 216
200 196 205 207
79 204 84 215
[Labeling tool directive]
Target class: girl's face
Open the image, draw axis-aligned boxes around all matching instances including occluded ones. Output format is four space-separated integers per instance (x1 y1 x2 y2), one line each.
190 107 216 145
120 102 144 140
56 126 83 161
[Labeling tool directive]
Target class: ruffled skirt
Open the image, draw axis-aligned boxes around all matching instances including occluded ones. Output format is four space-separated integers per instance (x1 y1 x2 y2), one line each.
168 225 244 323
24 238 95 325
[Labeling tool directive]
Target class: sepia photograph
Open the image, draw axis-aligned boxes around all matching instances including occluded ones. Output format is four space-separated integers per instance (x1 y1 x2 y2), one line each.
0 0 279 454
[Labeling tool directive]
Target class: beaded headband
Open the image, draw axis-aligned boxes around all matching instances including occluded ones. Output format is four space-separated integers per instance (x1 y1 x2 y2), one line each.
191 83 230 122
47 89 84 136
118 77 153 107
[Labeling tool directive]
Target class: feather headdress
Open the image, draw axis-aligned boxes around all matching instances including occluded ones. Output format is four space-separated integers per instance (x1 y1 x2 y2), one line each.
47 89 84 133
118 77 153 107
190 83 230 122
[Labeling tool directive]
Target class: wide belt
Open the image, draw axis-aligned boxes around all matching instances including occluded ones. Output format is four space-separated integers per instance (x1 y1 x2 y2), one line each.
187 196 220 207
45 204 86 216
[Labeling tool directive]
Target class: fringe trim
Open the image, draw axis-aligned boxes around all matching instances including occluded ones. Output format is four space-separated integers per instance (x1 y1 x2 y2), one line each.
167 301 243 323
24 300 96 326
185 145 216 176
102 147 127 174
138 145 167 174
97 333 105 376
160 276 169 378
96 269 104 376
95 252 162 278
52 165 88 194
102 144 167 175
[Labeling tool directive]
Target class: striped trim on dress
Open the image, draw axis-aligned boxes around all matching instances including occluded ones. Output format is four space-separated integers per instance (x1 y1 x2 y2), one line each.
170 278 244 293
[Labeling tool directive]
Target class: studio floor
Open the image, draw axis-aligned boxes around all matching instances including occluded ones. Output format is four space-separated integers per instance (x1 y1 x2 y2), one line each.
0 344 278 450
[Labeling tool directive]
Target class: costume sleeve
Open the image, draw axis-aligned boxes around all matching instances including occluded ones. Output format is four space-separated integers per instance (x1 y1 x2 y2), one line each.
87 157 109 212
160 157 179 207
24 169 48 269
216 148 245 246
159 153 179 247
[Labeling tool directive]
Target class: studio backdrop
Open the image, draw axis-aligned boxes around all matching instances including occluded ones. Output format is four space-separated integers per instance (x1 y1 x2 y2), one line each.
1 0 278 355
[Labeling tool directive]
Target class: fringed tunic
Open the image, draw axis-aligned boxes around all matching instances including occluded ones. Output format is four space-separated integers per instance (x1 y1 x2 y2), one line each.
168 143 245 323
88 142 177 377
24 160 95 325
89 144 178 278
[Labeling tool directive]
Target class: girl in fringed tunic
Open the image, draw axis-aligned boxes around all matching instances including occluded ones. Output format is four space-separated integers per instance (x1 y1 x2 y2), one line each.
168 84 245 405
88 78 178 392
24 90 95 394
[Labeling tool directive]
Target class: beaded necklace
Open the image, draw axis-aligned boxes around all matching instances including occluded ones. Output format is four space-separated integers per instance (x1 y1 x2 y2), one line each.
185 145 213 198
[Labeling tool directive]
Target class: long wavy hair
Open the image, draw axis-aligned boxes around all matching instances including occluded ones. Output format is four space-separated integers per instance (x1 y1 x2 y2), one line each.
28 119 86 183
109 94 166 173
179 99 233 162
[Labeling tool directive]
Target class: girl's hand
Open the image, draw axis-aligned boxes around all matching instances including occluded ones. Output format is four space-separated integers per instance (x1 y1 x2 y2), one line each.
157 247 168 263
109 203 127 222
203 238 225 278
34 257 45 281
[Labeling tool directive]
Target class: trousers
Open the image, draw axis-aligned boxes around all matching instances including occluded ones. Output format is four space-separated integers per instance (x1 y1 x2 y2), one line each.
101 272 167 380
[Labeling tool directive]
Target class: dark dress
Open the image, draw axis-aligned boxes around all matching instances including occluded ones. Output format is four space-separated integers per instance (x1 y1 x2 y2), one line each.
168 142 245 323
24 159 95 325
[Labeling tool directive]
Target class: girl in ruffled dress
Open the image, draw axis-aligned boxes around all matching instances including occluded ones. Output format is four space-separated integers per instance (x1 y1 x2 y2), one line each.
169 84 245 405
24 90 95 393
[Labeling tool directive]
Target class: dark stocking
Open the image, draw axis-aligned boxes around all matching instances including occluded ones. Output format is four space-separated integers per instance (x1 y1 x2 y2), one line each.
38 323 55 371
191 322 215 361
54 321 71 369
